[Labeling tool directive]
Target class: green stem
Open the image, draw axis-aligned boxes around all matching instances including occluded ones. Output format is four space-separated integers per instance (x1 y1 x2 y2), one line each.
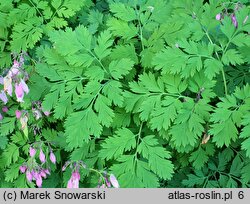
28 0 47 24
135 8 145 51
204 29 228 95
134 122 144 161
89 168 106 184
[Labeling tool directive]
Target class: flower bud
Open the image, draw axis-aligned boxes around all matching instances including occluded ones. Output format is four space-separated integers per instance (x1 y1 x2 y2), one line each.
20 79 29 94
19 165 27 173
26 170 33 182
50 151 56 164
43 111 50 116
67 179 73 188
39 149 46 163
110 174 120 188
36 175 43 188
15 83 24 102
216 13 221 20
0 90 8 104
12 60 20 69
40 170 47 178
2 106 8 112
29 147 36 157
231 14 238 28
15 110 22 119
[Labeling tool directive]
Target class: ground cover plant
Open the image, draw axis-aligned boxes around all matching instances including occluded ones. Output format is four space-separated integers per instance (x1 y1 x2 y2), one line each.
0 0 250 188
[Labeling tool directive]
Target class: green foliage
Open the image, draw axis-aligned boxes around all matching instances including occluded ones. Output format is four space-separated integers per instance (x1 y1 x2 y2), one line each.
1 0 250 188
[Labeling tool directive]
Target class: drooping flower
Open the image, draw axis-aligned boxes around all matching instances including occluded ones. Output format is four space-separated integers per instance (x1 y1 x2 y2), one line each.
26 170 33 182
49 151 56 164
19 166 27 173
109 174 119 188
20 79 29 94
231 14 238 28
9 61 20 77
15 110 22 119
2 106 8 113
12 60 20 69
15 83 24 102
67 179 73 188
29 147 36 157
67 170 80 188
216 13 221 20
36 174 43 188
0 113 3 121
3 75 12 96
40 170 47 178
0 90 8 104
31 170 39 180
39 149 46 163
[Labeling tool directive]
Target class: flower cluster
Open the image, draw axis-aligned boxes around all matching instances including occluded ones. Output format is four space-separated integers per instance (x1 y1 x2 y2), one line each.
20 165 50 188
62 160 120 188
97 172 120 188
0 52 29 104
216 3 248 28
32 101 50 120
62 161 86 188
19 145 56 187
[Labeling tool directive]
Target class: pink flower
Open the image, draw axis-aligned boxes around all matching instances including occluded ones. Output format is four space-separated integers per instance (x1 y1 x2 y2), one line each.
67 179 73 188
0 113 3 121
67 171 80 188
32 171 39 180
15 83 24 102
39 149 46 163
19 166 27 173
0 90 8 104
12 60 20 69
36 175 43 188
216 13 221 20
49 151 56 164
29 147 36 157
20 79 29 94
15 110 22 119
40 170 47 178
231 14 238 28
99 184 107 188
44 169 50 175
43 111 50 116
26 170 33 182
2 106 8 113
110 174 119 188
